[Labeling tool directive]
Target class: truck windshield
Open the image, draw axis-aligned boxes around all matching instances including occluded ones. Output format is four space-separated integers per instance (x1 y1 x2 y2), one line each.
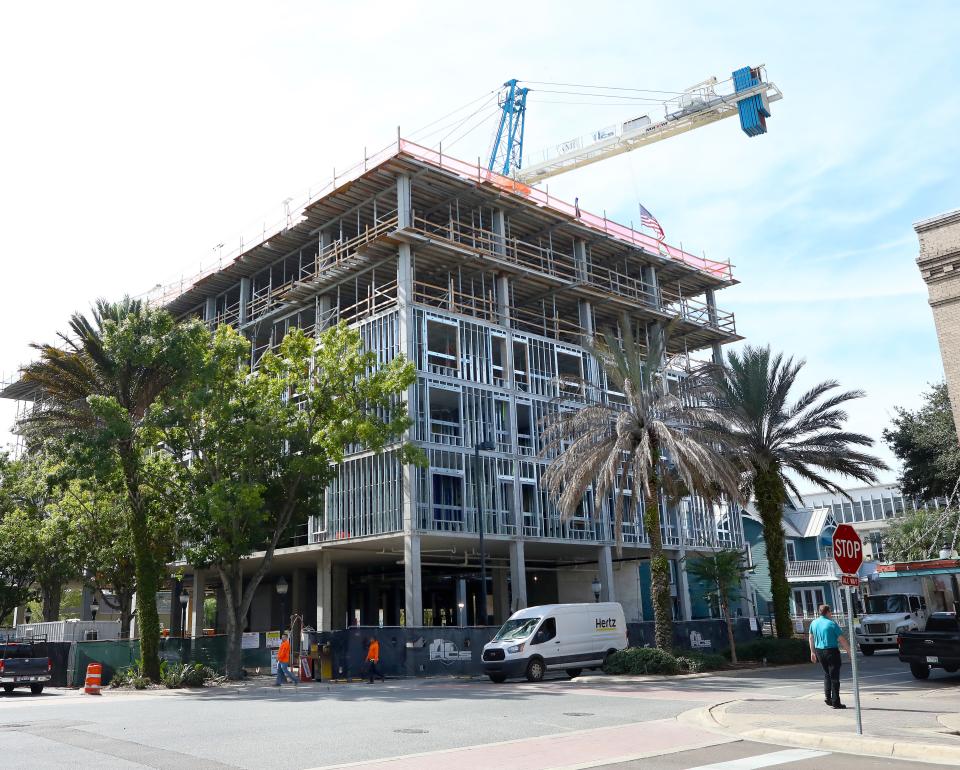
493 618 541 641
865 595 909 614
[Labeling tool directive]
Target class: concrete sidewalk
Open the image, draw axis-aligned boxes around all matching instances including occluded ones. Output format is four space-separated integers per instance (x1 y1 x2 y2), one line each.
683 687 960 765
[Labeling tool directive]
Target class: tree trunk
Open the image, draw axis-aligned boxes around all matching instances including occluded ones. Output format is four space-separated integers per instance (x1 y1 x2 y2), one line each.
645 467 673 651
118 591 134 640
119 448 162 681
41 582 62 622
721 596 738 664
219 565 244 680
754 468 793 639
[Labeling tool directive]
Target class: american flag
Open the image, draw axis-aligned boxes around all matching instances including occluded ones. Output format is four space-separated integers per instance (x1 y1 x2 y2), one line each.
638 203 665 241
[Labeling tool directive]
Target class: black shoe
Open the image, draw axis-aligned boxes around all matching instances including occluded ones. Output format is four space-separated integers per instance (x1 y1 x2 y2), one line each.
832 703 847 709
824 699 833 706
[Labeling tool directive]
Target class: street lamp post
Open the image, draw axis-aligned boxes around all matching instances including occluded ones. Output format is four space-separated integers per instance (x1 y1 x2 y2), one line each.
179 592 189 638
276 576 289 634
474 438 495 625
592 577 601 603
91 598 100 623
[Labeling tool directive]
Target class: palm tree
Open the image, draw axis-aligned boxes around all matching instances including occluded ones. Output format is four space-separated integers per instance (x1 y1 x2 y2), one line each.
541 320 739 650
710 346 886 639
20 298 205 681
686 549 749 662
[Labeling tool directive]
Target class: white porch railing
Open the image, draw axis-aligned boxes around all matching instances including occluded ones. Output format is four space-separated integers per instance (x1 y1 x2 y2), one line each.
786 559 838 579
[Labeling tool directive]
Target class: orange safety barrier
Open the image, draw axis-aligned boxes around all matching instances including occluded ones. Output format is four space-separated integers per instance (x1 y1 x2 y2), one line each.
84 663 102 695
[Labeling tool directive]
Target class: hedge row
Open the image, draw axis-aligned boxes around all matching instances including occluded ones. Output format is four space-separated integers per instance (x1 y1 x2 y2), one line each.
603 647 727 675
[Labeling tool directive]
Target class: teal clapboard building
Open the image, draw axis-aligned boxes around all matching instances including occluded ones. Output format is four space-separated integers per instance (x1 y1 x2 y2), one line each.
741 501 844 623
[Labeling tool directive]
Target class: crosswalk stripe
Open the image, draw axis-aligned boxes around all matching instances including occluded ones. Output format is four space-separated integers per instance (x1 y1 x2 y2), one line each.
683 749 829 770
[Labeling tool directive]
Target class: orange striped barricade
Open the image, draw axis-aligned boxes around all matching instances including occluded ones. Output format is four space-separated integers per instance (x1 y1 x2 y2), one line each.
84 663 102 695
299 654 312 682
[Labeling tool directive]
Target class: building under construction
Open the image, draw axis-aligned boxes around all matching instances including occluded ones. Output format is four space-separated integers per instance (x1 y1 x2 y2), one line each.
3 139 744 633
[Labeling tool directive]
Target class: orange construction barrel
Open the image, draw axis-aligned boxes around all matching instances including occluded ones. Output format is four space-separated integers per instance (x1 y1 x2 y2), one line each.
84 663 102 695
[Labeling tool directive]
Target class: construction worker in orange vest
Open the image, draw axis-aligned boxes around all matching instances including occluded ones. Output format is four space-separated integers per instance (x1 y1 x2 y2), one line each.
274 632 298 687
365 636 384 684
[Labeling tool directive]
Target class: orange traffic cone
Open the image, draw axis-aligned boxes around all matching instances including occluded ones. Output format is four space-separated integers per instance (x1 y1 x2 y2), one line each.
84 663 102 695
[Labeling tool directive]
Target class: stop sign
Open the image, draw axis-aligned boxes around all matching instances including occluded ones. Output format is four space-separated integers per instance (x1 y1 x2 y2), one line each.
833 524 863 575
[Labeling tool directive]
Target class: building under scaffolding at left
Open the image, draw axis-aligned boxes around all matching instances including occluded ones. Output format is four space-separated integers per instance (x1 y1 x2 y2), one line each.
1 138 744 636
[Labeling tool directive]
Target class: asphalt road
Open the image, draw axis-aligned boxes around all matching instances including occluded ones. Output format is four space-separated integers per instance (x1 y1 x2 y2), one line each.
0 649 955 769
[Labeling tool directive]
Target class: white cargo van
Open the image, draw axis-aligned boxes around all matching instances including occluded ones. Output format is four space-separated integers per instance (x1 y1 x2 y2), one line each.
481 603 627 683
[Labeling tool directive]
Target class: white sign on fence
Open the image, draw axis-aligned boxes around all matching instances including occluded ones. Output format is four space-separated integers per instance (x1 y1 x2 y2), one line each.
266 631 282 648
241 632 260 650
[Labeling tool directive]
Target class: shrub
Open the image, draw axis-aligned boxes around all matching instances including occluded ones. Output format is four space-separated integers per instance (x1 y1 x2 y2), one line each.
727 637 808 665
108 663 150 690
160 662 216 689
675 651 727 673
603 647 680 675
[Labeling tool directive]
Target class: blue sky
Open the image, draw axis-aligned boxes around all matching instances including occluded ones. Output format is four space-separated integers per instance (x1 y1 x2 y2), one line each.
1 1 957 486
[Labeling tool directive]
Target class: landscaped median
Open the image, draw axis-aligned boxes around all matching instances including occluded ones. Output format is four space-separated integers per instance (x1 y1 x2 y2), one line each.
601 638 809 677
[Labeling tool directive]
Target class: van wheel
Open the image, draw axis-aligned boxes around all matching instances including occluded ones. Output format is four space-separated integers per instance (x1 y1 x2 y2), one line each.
944 665 958 673
30 685 44 695
2 685 13 694
565 668 582 679
488 673 507 684
860 646 875 656
910 663 930 680
525 658 545 682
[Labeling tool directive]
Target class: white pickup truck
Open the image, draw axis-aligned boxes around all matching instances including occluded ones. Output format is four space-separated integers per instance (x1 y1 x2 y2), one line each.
855 593 928 655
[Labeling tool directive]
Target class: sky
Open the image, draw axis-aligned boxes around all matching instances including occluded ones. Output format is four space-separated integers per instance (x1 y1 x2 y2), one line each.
1 1 958 488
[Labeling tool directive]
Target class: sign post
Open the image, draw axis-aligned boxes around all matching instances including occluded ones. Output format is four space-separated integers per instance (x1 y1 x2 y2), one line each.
833 524 864 735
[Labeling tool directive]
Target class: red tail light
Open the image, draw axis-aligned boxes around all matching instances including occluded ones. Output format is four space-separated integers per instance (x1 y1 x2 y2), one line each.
0 660 4 672
48 658 52 672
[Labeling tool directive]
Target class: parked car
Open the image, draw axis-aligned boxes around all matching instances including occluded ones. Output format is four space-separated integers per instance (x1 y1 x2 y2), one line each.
856 593 929 655
897 612 960 680
0 636 52 694
482 603 627 683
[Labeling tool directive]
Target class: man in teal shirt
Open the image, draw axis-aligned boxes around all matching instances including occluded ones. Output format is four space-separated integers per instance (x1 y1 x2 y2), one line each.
808 604 851 709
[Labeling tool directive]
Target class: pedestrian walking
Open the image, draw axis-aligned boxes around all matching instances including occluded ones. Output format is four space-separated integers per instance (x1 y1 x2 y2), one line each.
274 632 298 687
808 604 850 709
365 635 385 684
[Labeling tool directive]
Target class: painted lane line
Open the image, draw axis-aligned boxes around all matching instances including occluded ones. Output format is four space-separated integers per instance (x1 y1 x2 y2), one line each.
683 748 829 770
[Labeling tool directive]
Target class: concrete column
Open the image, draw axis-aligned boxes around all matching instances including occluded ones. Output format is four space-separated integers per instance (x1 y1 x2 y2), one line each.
496 274 511 327
509 540 528 611
397 174 413 229
493 567 509 623
573 239 588 283
578 299 594 346
316 551 333 632
647 265 661 310
456 579 467 627
676 558 692 621
492 208 507 257
239 277 251 325
598 545 616 602
204 296 216 326
11 606 26 627
169 579 183 637
190 570 207 639
404 533 423 627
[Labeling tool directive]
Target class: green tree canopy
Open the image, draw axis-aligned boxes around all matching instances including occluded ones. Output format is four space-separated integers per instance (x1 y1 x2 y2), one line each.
882 507 960 562
883 382 960 501
20 298 206 680
153 323 421 678
686 549 749 662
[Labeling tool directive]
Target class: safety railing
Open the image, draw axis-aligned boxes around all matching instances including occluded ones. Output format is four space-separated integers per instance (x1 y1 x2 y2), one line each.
786 559 838 579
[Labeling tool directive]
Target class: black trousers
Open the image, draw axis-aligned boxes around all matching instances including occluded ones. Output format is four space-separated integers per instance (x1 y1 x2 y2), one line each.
816 647 842 704
367 660 383 683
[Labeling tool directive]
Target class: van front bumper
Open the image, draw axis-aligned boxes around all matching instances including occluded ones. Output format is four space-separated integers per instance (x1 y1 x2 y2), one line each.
482 658 528 679
856 634 897 647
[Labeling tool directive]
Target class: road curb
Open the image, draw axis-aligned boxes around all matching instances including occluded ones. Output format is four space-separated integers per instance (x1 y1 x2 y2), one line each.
573 662 809 685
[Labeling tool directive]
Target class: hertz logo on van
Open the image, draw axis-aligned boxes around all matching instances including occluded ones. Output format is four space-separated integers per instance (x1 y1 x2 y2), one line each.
595 618 617 631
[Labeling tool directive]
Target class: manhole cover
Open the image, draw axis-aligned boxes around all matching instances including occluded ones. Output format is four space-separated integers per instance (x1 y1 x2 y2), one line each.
563 712 594 717
394 728 429 734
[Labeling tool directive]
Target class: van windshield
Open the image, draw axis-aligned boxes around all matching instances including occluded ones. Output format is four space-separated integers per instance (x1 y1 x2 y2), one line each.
493 618 541 641
865 595 909 614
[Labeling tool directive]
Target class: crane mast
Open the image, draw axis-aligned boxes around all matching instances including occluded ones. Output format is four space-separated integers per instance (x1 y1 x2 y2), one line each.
488 66 782 184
